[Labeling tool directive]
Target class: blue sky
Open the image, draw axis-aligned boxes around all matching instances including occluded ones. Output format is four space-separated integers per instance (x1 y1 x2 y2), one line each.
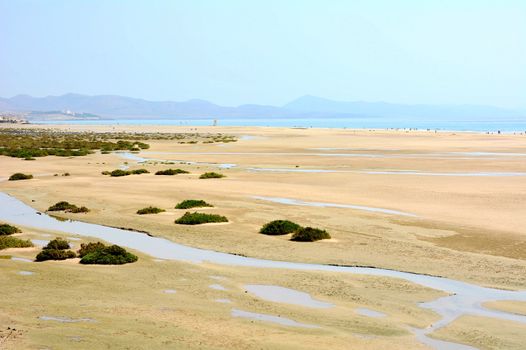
1 0 525 108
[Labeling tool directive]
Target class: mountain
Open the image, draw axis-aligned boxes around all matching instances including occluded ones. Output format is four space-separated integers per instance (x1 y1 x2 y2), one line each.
0 94 301 119
284 95 524 119
0 93 523 120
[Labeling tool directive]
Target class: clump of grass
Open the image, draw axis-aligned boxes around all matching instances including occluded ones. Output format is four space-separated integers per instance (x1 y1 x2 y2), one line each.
109 169 131 177
35 238 76 261
199 172 225 179
136 206 165 215
8 173 33 181
155 168 189 175
0 236 33 250
70 206 89 213
175 199 213 209
44 238 71 250
0 223 21 236
175 212 228 225
290 227 331 242
131 168 149 174
259 220 301 236
47 201 90 213
102 169 149 177
79 243 138 265
35 249 76 261
77 242 106 257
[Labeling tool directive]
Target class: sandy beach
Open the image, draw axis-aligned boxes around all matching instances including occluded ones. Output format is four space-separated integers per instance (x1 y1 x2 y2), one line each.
1 124 526 349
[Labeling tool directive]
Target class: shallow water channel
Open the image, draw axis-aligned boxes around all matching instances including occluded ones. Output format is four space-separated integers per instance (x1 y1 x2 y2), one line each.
1 192 525 349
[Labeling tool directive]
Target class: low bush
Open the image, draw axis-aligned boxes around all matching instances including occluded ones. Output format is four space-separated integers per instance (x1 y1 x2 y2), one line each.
290 227 331 242
155 168 189 175
77 242 106 258
35 237 76 261
0 236 33 250
109 169 131 177
102 169 150 177
44 238 71 250
70 206 90 213
47 201 89 213
35 249 76 261
199 172 225 179
0 223 21 236
175 212 228 225
48 201 76 211
79 244 138 265
136 206 165 215
175 199 213 209
8 173 33 181
131 168 149 174
260 220 301 236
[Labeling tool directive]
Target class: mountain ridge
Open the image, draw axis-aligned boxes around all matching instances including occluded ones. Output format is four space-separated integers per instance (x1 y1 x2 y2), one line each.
0 93 523 120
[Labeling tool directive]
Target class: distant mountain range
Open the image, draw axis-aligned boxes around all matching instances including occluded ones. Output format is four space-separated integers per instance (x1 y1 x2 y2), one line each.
0 93 523 120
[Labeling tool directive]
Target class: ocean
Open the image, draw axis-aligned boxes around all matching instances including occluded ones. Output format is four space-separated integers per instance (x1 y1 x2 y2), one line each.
33 117 526 132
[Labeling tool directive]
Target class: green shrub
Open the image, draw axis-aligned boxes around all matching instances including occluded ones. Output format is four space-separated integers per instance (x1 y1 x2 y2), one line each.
47 201 89 213
80 244 138 265
0 223 21 236
48 201 76 211
175 200 213 209
8 173 33 181
0 236 33 250
35 249 76 261
290 227 331 242
70 206 90 213
260 220 301 236
110 169 131 177
155 168 189 175
175 212 228 225
44 238 71 250
199 172 225 179
131 168 149 174
136 206 165 215
77 242 106 258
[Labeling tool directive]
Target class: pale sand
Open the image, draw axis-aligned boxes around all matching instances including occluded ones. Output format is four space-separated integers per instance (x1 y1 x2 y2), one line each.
1 125 526 349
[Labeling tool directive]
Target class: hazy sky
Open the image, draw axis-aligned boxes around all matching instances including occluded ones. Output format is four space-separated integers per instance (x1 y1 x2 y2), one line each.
1 0 525 107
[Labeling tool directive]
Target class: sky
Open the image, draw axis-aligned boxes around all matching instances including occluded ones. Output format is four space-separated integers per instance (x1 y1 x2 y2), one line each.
1 0 525 108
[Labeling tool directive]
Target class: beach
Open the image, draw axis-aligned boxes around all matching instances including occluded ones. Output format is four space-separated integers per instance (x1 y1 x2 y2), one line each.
1 124 526 349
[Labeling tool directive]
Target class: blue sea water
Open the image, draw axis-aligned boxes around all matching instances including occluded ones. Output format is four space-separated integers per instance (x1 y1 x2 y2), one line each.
34 117 526 132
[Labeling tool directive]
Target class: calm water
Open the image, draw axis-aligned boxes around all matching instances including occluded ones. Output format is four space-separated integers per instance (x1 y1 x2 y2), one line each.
34 117 526 132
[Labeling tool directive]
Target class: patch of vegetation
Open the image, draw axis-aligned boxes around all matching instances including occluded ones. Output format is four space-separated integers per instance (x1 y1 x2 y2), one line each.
35 238 76 261
259 220 301 236
109 169 131 177
175 199 213 209
47 201 89 213
290 227 331 242
136 206 165 215
131 168 149 174
77 242 106 258
199 172 225 179
0 236 33 250
79 244 138 265
0 223 21 236
35 248 76 261
0 128 150 159
175 212 228 225
103 169 150 177
155 168 189 175
44 238 71 250
8 173 33 181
